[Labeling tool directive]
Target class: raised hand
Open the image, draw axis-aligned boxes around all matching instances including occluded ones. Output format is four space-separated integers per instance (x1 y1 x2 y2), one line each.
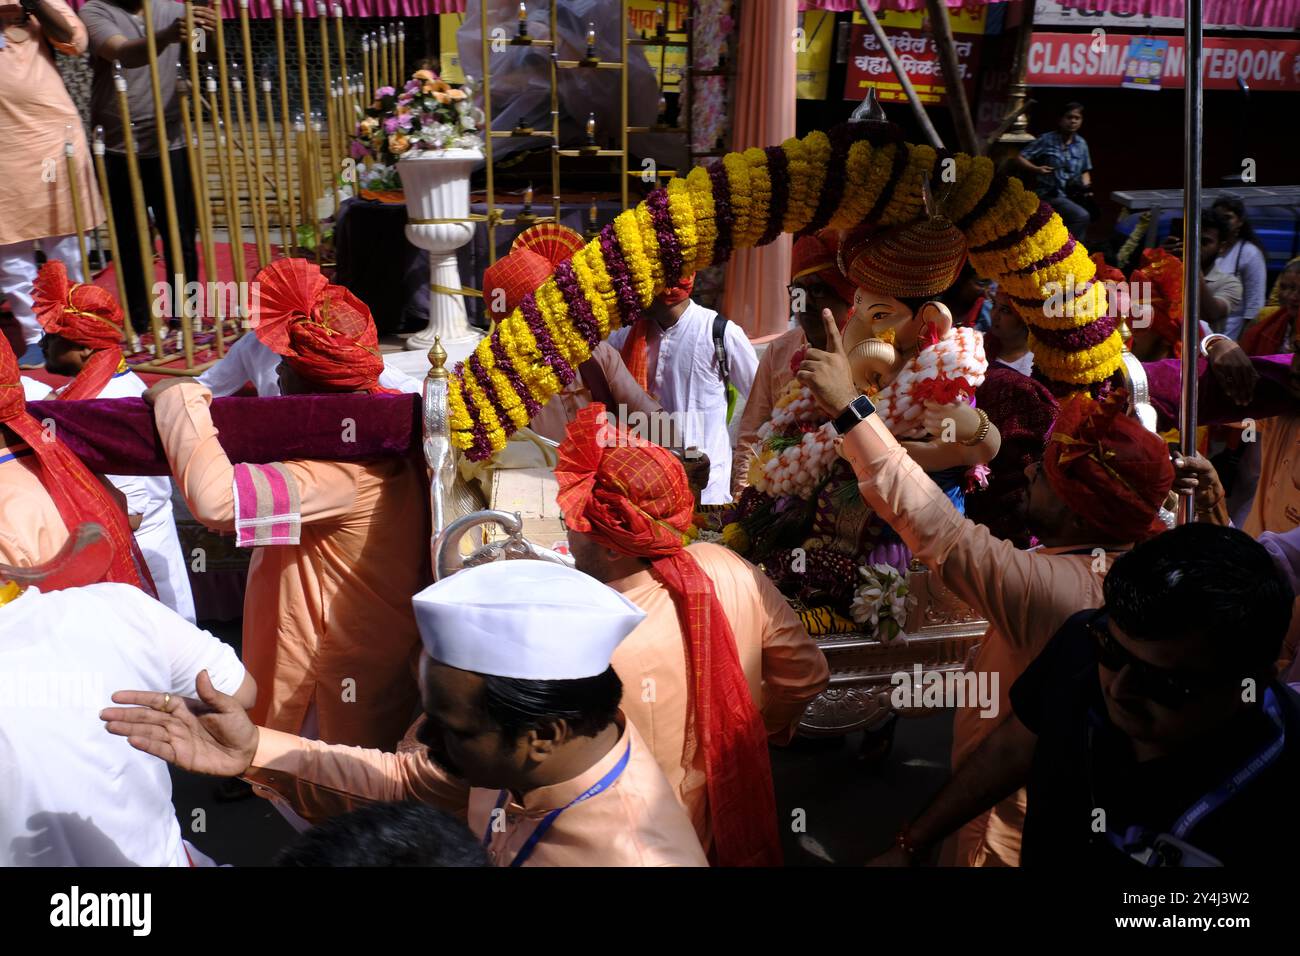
101 670 259 778
796 307 859 416
1205 336 1258 407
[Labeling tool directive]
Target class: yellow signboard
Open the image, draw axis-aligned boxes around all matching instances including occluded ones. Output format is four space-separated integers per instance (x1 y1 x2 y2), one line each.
796 10 835 100
628 0 689 91
852 4 987 35
439 12 465 85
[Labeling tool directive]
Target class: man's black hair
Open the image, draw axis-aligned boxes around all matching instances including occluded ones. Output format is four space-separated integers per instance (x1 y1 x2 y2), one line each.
1201 208 1229 241
274 802 489 867
1103 523 1293 672
481 666 623 741
1062 101 1085 115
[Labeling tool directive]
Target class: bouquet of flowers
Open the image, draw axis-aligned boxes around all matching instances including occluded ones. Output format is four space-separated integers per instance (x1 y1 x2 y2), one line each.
748 380 840 500
351 71 484 191
849 563 913 641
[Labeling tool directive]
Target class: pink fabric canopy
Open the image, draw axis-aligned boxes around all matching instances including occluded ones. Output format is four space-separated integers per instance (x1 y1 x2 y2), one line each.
63 0 464 16
797 1 997 10
1053 0 1299 28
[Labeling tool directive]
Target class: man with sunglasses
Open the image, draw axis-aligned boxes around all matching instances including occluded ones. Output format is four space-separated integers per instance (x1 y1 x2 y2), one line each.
875 523 1300 867
732 230 855 495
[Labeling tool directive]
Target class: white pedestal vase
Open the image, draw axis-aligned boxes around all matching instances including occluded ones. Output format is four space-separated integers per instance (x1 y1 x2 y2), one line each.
399 148 482 348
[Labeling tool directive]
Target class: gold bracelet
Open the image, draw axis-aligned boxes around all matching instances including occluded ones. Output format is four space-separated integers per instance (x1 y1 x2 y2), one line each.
960 407 991 447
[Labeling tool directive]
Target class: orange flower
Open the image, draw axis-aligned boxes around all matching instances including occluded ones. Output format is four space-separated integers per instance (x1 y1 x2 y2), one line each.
413 69 436 82
389 132 411 154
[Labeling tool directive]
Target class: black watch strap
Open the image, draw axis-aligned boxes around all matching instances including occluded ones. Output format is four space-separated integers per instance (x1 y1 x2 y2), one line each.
832 394 875 436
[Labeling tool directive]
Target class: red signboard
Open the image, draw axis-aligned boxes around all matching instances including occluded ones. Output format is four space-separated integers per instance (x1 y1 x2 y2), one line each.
843 25 982 106
1028 32 1300 92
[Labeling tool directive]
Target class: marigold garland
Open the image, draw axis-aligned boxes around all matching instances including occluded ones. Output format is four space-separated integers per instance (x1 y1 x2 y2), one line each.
449 120 1123 458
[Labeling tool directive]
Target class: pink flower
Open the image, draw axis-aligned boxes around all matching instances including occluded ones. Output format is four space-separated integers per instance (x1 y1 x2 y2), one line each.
383 116 400 134
376 85 396 97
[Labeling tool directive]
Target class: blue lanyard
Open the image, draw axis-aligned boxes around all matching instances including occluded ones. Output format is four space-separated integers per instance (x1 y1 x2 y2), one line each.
0 444 32 466
482 741 632 868
1101 688 1285 857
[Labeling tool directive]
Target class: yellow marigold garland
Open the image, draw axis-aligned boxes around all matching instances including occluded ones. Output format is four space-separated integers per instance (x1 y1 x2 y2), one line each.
685 166 716 271
828 140 876 232
448 122 1126 458
878 143 937 228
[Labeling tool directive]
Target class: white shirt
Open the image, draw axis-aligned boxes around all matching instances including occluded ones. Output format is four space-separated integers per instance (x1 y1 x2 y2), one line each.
20 377 51 402
0 583 245 866
607 301 758 504
197 333 422 396
54 370 196 622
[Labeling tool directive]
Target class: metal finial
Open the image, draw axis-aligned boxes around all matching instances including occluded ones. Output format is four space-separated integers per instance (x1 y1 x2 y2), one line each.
427 336 449 380
850 86 887 124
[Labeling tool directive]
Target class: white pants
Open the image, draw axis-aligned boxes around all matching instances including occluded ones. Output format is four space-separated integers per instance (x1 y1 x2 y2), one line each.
0 235 86 346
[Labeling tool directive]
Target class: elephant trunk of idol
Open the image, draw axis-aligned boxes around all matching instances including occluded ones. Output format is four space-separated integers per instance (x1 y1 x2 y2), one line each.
847 337 901 393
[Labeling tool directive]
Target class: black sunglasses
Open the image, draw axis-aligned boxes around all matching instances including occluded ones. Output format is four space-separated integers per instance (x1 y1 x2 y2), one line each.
1086 609 1229 710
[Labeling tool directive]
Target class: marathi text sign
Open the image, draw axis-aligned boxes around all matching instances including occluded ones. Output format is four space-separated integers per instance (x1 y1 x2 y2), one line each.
1028 32 1300 92
843 25 981 105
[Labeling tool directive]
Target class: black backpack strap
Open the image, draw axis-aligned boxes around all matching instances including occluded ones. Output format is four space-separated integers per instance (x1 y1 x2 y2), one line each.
712 313 731 389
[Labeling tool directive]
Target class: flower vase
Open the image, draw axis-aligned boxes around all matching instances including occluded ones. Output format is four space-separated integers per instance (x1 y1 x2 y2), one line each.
398 148 482 348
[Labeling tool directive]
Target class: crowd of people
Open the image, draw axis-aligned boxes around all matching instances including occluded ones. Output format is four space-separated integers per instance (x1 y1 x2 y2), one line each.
2 0 1299 871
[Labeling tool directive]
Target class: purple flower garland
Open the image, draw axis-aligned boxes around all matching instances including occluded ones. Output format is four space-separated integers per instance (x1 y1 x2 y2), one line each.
552 260 601 350
757 145 789 247
956 173 1008 232
598 225 644 328
804 124 854 235
468 351 514 434
519 292 576 387
646 188 684 283
489 332 541 417
708 160 735 265
865 135 913 226
972 201 1054 254
1030 311 1119 351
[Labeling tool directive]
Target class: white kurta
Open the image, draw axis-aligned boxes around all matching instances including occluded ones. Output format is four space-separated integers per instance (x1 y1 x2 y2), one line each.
55 369 196 622
20 376 51 401
607 300 758 504
0 583 245 866
197 333 423 396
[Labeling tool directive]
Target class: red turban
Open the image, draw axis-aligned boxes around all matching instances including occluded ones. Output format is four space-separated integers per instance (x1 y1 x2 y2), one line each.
482 249 552 321
251 258 390 393
556 404 781 867
1043 391 1174 543
791 229 856 314
0 343 155 594
33 260 127 401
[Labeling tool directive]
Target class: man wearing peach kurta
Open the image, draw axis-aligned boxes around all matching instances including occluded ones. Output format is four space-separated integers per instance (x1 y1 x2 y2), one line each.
0 0 103 366
732 231 854 494
796 309 1173 866
147 260 427 749
103 561 708 867
557 404 824 865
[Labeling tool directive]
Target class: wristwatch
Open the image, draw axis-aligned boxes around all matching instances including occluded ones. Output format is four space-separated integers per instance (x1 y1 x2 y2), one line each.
832 394 876 436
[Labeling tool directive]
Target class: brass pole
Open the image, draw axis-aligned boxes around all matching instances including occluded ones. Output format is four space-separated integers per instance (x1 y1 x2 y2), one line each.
238 0 272 266
361 34 371 106
332 4 352 147
112 62 166 359
205 64 242 332
480 1 496 263
91 126 139 354
177 65 222 353
388 22 397 87
262 68 291 253
140 0 192 366
397 22 405 86
292 0 321 254
378 26 388 90
63 132 92 283
621 0 628 210
272 0 299 254
211 0 248 313
317 2 341 210
231 65 266 282
182 4 216 299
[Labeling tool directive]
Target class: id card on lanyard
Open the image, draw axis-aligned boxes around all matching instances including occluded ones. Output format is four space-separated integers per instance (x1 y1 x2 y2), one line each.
481 741 632 867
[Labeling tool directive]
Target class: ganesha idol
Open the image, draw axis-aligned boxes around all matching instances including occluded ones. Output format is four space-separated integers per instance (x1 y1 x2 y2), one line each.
721 206 1001 637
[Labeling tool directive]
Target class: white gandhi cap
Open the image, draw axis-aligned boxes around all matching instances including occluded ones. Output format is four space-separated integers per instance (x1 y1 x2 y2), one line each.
412 561 646 680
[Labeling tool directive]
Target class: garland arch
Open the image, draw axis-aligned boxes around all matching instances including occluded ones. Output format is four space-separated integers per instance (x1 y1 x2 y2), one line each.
449 121 1123 460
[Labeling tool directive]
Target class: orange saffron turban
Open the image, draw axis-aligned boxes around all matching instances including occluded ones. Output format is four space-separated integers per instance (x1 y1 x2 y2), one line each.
0 342 155 594
1043 391 1174 543
251 258 390 393
556 404 782 867
33 260 127 401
